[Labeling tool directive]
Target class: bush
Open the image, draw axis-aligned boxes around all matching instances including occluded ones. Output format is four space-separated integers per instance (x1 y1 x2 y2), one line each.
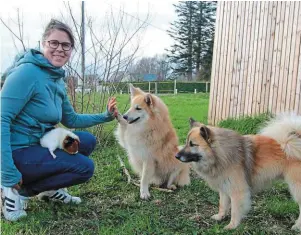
218 113 272 135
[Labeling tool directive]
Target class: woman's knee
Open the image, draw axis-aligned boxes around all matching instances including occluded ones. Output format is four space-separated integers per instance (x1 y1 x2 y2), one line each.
74 131 97 156
82 158 95 180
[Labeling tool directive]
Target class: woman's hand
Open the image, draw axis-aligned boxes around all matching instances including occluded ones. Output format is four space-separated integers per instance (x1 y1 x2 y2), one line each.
107 97 118 117
12 178 23 191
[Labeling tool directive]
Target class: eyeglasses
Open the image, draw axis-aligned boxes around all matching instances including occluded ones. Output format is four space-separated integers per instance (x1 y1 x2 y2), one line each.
46 40 73 51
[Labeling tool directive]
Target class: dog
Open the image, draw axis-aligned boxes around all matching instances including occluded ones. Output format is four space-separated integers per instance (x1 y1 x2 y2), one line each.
115 84 190 199
176 113 301 230
40 127 80 158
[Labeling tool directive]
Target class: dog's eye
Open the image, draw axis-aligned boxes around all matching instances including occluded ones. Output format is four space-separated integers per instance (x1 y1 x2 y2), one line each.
136 107 142 111
189 141 198 147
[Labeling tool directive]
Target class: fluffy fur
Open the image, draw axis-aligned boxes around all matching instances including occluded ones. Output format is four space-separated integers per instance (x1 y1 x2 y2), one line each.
176 114 301 230
115 84 190 200
40 127 80 158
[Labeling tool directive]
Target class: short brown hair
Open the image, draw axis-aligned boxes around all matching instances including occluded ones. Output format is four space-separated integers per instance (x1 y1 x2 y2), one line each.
42 19 75 46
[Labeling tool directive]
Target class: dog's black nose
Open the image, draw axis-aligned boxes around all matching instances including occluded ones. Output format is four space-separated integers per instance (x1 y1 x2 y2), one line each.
175 153 181 159
123 115 128 120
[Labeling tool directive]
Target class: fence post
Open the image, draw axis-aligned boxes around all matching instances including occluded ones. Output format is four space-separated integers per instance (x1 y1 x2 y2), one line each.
194 89 197 94
155 82 157 94
149 82 151 93
206 82 208 93
174 79 177 94
120 90 123 94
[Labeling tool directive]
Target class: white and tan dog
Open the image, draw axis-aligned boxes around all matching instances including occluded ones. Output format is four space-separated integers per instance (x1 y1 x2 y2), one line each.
115 84 190 199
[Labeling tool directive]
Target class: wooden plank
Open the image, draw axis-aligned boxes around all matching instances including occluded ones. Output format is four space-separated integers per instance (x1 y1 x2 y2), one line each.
208 1 222 125
246 1 261 115
268 2 284 114
277 2 292 113
232 2 246 118
243 1 257 116
215 2 231 124
229 2 243 119
294 2 301 114
272 2 286 114
280 2 295 112
262 1 278 114
223 1 238 120
287 2 299 111
221 2 233 120
253 2 268 115
237 1 252 117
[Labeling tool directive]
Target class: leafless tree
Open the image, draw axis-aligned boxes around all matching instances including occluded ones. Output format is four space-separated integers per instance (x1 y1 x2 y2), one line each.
0 8 26 52
129 54 171 81
1 3 151 145
62 3 150 144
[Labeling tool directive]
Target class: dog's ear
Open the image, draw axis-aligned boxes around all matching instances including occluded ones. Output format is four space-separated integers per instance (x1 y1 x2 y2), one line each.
129 83 142 97
144 94 153 106
189 117 201 128
200 126 212 144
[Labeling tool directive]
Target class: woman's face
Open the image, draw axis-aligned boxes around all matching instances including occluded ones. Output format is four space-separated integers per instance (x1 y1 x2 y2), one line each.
42 29 73 67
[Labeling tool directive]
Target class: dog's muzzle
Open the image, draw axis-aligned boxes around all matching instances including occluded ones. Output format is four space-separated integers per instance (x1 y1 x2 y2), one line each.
176 152 202 162
128 117 140 124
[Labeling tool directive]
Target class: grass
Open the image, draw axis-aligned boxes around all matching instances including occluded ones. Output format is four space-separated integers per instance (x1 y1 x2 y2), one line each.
1 93 300 235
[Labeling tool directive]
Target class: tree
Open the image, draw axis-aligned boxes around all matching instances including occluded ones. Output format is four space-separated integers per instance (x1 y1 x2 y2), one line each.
167 1 196 81
129 54 171 81
167 1 216 81
193 1 216 80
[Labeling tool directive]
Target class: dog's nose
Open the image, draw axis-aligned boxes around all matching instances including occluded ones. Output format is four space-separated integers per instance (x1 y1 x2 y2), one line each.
123 115 128 120
175 153 181 159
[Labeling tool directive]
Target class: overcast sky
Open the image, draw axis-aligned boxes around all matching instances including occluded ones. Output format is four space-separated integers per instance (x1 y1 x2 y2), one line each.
0 0 178 73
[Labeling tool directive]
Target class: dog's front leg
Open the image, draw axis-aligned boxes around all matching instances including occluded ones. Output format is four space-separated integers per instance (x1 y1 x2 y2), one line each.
116 113 127 126
211 191 230 221
140 159 155 200
224 190 251 230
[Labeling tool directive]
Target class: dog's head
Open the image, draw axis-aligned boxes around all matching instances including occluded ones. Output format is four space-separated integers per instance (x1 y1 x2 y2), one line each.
176 118 216 171
122 84 168 125
63 136 80 155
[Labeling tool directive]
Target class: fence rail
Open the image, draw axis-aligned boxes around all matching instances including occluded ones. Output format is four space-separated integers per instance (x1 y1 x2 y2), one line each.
100 81 211 94
209 1 301 125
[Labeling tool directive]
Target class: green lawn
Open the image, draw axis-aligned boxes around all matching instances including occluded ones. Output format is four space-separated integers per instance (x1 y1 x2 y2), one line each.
1 93 299 235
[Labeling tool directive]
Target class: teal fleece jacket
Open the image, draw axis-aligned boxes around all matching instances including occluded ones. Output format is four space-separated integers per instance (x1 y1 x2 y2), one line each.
1 49 114 187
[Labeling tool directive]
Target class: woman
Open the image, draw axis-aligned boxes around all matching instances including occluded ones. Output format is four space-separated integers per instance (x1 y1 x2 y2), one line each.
1 19 118 221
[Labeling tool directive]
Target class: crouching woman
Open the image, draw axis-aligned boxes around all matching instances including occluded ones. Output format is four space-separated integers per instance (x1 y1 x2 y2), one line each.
1 19 118 221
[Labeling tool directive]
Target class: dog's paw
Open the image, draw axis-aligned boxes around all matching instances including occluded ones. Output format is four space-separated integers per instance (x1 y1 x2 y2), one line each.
211 213 225 221
140 191 151 200
168 184 177 190
224 221 239 230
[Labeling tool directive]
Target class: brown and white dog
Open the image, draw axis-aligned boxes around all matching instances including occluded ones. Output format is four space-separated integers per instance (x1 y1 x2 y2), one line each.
115 84 190 199
176 113 301 230
40 127 80 158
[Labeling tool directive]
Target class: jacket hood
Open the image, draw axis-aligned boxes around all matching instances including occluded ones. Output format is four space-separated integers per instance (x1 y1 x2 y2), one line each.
1 49 65 84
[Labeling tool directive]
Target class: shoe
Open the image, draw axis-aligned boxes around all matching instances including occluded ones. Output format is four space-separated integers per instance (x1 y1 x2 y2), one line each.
37 188 81 204
1 186 27 221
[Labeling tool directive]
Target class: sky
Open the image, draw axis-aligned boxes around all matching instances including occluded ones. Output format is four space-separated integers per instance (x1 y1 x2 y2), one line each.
0 0 178 73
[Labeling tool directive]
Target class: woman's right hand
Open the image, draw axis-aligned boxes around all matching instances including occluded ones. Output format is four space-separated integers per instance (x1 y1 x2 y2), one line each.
12 178 23 191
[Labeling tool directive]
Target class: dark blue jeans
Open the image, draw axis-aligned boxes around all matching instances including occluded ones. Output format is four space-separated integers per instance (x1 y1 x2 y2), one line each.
12 131 96 197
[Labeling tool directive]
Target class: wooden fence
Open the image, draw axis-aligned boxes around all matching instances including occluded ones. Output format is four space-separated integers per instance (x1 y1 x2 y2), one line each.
208 1 301 125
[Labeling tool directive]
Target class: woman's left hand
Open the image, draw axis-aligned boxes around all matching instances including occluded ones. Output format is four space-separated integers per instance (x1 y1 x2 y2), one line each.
107 97 118 117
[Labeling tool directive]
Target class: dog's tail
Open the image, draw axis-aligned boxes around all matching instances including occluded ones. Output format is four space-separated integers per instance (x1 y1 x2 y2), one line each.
259 113 301 160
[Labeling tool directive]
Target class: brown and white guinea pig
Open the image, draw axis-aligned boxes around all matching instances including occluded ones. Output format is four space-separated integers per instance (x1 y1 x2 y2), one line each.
40 127 80 158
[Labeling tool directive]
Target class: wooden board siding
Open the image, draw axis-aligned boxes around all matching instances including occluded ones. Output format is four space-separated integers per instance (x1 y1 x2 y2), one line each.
209 1 301 125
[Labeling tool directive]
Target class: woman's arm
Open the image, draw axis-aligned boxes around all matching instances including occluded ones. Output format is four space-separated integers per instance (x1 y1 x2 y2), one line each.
61 94 117 128
1 65 37 187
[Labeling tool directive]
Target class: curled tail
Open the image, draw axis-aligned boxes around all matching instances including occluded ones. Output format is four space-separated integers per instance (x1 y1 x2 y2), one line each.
259 113 301 160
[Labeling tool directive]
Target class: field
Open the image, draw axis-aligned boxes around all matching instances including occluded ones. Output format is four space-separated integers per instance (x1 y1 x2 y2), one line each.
1 93 299 235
